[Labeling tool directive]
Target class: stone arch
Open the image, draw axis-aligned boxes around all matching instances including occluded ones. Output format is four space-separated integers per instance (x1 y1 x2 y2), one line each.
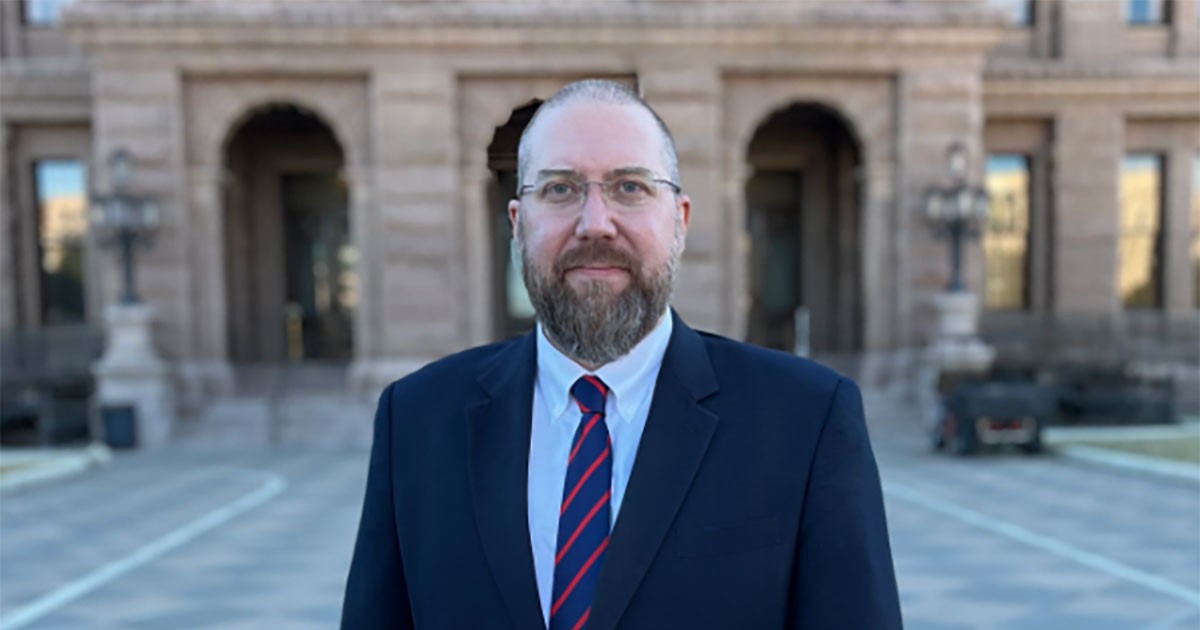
183 78 371 373
221 103 352 363
722 77 897 352
219 99 349 160
742 101 864 355
192 84 366 173
735 98 870 173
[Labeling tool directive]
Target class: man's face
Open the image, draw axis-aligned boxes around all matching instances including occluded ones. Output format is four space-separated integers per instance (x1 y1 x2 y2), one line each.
509 99 691 366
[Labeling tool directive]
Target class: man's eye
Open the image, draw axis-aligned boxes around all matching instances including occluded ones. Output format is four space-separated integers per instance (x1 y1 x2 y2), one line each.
541 182 577 200
618 180 649 194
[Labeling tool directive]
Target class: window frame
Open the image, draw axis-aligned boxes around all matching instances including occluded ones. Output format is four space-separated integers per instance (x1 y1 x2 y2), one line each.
20 0 75 28
983 153 1035 311
30 157 90 325
986 0 1036 27
1124 0 1170 26
1118 152 1167 310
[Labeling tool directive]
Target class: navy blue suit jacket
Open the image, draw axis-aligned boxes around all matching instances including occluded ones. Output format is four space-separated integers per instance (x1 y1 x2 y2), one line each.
342 312 901 629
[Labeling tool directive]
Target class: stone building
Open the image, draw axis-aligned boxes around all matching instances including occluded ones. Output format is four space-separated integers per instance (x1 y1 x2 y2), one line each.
1 0 1197 442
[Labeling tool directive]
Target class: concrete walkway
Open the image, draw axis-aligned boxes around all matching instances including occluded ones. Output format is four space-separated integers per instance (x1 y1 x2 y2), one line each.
0 445 112 493
0 394 1196 629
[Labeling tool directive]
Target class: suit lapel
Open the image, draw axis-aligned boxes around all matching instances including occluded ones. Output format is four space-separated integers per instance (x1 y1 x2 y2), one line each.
467 332 547 630
588 312 720 630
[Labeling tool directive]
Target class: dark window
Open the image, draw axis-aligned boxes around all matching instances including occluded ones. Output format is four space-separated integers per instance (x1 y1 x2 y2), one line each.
984 155 1032 310
1119 154 1165 309
987 0 1035 26
33 159 88 324
1126 0 1167 25
22 0 76 26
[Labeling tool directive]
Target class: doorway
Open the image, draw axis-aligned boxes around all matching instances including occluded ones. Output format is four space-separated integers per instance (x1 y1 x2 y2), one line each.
222 103 354 363
744 103 862 355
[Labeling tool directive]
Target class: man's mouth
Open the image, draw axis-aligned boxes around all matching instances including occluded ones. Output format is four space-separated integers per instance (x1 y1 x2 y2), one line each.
568 265 628 278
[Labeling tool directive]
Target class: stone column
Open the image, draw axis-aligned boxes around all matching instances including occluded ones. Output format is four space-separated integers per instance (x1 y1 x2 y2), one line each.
1053 107 1121 318
724 153 752 341
0 121 14 332
349 68 459 398
639 66 723 334
864 147 900 353
175 164 234 412
1164 142 1196 315
1058 0 1123 61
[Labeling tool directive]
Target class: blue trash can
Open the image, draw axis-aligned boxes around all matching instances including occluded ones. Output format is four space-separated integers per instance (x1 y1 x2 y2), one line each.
101 405 136 449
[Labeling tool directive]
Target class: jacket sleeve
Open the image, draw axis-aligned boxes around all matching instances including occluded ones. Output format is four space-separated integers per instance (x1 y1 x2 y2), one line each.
789 377 903 629
342 383 415 629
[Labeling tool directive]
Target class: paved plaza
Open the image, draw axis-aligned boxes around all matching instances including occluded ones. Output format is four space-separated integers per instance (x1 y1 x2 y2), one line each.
1 394 1198 629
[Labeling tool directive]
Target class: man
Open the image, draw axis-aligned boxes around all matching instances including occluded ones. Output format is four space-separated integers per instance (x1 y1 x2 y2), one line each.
342 79 902 630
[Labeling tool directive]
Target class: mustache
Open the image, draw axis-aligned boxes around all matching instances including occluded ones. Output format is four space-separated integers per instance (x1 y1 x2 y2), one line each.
553 242 638 277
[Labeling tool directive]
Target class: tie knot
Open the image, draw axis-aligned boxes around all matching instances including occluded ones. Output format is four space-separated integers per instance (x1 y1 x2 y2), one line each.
570 375 609 415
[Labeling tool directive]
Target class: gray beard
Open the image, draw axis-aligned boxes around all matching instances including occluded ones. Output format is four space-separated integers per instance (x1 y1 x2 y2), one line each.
518 234 679 366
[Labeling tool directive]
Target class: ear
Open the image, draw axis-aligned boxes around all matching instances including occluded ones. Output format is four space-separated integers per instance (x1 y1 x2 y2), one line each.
677 194 692 232
508 198 521 238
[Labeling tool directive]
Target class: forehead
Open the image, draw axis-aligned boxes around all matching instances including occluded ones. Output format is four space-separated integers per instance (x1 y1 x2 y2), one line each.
525 100 667 176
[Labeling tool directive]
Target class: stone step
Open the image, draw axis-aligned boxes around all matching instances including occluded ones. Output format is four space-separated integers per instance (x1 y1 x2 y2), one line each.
175 398 272 447
274 395 373 448
176 394 372 448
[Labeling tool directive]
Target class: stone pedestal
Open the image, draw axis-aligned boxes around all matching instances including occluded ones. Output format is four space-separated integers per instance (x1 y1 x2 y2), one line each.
925 291 995 373
93 303 176 448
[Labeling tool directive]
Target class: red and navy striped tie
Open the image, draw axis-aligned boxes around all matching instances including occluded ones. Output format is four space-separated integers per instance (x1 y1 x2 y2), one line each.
550 375 612 630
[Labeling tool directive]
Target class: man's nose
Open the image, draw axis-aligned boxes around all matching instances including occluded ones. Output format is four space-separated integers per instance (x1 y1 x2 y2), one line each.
574 183 618 240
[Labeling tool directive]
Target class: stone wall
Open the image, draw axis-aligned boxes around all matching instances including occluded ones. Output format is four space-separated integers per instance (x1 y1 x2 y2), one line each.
0 1 1196 406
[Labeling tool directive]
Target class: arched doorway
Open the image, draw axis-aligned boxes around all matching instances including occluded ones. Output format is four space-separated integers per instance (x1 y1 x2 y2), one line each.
486 100 541 340
222 103 355 363
744 103 862 355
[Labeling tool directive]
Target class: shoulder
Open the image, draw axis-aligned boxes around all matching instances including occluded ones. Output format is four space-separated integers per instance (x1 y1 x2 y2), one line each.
692 328 853 402
381 337 519 400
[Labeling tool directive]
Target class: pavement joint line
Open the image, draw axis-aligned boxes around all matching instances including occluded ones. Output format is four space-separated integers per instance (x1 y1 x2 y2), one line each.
883 480 1200 610
1059 445 1200 484
0 469 288 630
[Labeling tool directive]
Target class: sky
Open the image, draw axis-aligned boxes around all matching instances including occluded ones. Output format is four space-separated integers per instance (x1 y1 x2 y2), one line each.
35 160 86 202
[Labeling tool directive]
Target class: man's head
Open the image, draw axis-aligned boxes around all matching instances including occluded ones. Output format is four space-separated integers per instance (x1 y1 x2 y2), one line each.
509 79 691 368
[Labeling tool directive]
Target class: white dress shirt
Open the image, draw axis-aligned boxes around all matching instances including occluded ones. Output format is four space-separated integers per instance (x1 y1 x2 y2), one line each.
527 312 673 627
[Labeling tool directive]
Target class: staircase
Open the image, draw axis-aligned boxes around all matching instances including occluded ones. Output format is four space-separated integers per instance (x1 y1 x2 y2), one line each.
175 364 373 448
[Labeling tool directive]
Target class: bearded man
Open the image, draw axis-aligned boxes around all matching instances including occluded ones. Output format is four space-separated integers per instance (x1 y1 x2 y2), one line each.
342 79 901 630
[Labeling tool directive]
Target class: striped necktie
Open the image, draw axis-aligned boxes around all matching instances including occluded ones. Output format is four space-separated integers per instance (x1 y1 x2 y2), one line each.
549 375 612 630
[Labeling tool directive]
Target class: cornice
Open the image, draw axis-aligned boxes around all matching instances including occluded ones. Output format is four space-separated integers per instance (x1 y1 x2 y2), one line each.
63 1 1007 52
986 57 1200 81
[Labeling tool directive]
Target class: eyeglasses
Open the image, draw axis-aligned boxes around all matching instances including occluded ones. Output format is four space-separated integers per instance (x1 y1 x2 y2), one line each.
516 169 681 212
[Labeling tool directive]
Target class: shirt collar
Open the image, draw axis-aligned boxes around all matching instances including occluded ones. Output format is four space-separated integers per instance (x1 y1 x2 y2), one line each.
535 310 673 424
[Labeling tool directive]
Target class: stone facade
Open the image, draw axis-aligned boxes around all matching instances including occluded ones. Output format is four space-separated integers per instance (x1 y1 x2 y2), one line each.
1 1 1197 431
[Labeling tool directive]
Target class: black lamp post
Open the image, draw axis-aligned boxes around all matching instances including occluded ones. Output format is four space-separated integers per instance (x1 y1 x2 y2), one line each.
922 142 990 293
91 148 159 305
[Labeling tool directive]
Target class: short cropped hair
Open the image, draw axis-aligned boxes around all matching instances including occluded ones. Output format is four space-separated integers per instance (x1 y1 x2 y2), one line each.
516 79 681 193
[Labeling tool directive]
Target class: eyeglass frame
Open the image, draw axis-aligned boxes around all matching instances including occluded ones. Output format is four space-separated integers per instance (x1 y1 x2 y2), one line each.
514 167 682 211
